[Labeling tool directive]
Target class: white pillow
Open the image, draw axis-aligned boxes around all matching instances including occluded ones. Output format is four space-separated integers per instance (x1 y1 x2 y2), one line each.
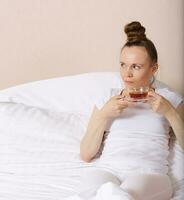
0 72 169 115
0 72 122 115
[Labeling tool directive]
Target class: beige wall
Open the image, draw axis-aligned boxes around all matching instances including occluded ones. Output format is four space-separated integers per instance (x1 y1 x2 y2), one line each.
0 0 183 95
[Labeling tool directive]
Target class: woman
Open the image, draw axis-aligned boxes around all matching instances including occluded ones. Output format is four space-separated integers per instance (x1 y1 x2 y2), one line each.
79 22 184 200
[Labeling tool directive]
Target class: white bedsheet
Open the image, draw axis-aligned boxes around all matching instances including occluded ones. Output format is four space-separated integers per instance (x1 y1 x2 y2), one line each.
0 102 183 199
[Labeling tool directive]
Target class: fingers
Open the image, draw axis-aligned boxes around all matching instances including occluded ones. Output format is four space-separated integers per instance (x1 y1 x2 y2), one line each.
117 98 137 108
117 100 128 107
113 95 125 100
147 97 156 104
148 91 160 98
149 87 155 92
127 101 137 107
147 91 160 103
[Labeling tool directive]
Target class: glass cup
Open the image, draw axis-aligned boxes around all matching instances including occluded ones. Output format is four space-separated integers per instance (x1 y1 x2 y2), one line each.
126 86 151 102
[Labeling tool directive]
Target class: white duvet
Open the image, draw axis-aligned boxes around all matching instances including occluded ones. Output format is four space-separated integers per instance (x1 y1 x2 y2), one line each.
0 102 183 200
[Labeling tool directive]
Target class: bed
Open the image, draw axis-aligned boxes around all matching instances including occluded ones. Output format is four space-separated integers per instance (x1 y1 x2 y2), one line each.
0 72 183 199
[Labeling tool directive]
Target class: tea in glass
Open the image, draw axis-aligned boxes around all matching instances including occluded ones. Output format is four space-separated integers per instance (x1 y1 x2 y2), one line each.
127 86 150 101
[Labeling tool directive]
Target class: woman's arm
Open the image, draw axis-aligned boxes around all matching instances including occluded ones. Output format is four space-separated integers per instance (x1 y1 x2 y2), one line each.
80 95 129 162
165 103 184 149
80 106 110 162
148 91 184 150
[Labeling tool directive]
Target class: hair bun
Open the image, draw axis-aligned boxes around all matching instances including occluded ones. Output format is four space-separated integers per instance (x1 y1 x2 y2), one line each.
124 21 147 42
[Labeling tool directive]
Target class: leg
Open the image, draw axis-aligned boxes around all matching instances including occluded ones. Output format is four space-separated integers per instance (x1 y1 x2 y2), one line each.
78 168 121 199
120 173 173 200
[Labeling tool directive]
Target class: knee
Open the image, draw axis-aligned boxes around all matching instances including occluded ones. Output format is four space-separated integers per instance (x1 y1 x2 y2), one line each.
120 173 173 200
78 169 121 198
79 169 121 189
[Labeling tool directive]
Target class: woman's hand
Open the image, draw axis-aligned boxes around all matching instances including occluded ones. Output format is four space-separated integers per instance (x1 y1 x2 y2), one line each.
147 91 174 117
100 95 129 120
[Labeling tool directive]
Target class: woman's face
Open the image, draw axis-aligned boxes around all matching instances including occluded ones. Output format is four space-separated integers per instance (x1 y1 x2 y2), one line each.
120 46 158 88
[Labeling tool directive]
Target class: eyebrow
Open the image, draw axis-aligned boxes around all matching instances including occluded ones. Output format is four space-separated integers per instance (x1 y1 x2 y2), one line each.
119 61 143 65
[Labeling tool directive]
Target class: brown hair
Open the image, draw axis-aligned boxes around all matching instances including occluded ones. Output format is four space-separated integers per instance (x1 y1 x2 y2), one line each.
121 21 158 64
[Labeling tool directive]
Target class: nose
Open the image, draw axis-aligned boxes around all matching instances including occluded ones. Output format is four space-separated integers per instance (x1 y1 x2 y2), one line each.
125 66 133 77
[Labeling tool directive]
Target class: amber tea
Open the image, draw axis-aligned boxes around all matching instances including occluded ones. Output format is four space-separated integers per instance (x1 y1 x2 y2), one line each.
128 87 150 100
129 91 148 99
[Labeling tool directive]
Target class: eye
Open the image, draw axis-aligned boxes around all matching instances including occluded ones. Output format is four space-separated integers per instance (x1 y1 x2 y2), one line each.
132 64 141 70
120 63 126 68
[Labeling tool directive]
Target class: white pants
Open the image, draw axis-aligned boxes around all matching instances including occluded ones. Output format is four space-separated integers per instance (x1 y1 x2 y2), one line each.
77 168 173 200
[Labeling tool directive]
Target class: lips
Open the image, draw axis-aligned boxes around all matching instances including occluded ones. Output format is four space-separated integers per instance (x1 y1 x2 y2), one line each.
124 80 134 84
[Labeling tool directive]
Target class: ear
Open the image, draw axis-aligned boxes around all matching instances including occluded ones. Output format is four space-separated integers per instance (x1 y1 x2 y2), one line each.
151 63 158 74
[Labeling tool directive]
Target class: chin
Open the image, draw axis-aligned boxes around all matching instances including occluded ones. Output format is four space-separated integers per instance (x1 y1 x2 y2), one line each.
124 82 135 88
